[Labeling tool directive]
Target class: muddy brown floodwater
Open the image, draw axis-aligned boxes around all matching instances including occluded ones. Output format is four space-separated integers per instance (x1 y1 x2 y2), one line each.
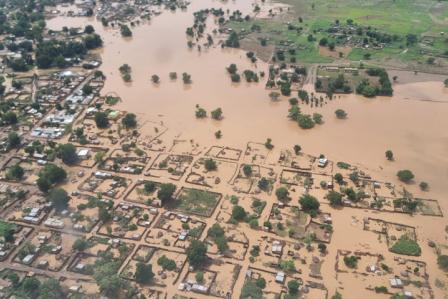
46 1 448 297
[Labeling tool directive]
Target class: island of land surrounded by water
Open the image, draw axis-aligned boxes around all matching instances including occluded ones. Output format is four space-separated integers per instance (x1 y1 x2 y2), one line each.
0 0 447 299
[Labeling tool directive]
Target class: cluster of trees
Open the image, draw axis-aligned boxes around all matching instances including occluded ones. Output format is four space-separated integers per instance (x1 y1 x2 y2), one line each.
35 34 103 69
357 68 393 97
288 102 323 129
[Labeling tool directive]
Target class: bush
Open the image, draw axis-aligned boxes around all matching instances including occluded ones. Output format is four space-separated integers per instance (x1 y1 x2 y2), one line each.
397 170 414 183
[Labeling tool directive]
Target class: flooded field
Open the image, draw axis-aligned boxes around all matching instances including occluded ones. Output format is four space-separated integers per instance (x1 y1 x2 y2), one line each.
35 1 448 298
46 1 448 202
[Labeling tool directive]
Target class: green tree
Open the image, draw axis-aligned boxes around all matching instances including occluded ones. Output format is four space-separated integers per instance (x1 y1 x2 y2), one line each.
157 183 176 204
335 109 347 119
293 144 302 155
82 84 93 95
243 165 252 177
186 240 208 268
135 262 154 284
204 159 217 171
121 113 137 129
327 191 343 206
7 132 21 149
287 279 300 295
57 143 78 164
211 108 223 120
334 173 344 184
73 238 89 251
2 111 17 125
94 112 109 129
6 164 24 181
438 255 448 271
231 205 247 221
397 170 414 183
299 194 320 215
47 188 70 212
297 114 315 129
37 278 66 299
419 181 429 191
275 187 289 202
385 150 394 161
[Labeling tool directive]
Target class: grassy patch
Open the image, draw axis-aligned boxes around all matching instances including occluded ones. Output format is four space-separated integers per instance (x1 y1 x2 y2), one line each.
390 235 422 256
173 188 221 217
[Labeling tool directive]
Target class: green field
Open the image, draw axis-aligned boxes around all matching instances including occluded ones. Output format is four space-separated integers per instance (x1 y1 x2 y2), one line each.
228 0 448 70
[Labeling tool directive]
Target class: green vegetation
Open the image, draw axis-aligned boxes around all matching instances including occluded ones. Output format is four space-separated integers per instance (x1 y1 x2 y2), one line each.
299 194 320 216
386 150 394 161
174 189 220 217
207 223 228 253
57 143 78 165
390 235 421 256
343 255 359 268
6 164 24 181
241 280 262 299
204 158 217 171
94 112 109 129
47 188 70 212
37 164 67 192
327 191 343 206
135 263 154 284
157 183 177 204
437 255 448 271
157 255 177 271
228 0 448 70
335 109 347 119
121 113 137 129
186 240 207 268
397 170 415 183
